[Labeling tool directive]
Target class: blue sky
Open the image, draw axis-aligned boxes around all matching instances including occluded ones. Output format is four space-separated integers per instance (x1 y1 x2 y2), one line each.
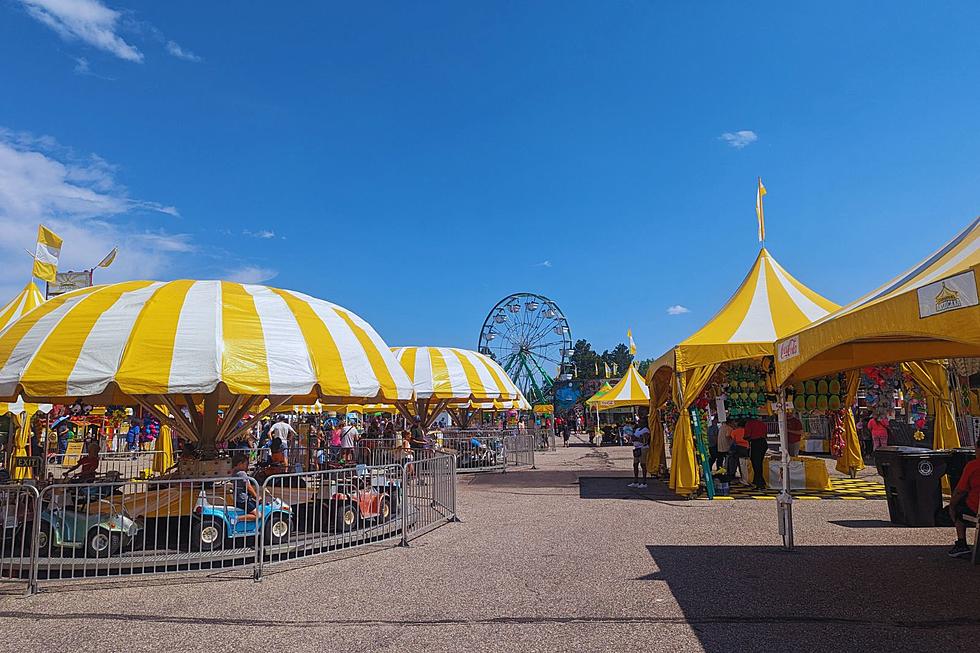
1 1 978 359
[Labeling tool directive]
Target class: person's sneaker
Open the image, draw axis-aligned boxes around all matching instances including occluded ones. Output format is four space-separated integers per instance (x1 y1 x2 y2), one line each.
637 483 648 488
627 482 638 487
948 541 971 558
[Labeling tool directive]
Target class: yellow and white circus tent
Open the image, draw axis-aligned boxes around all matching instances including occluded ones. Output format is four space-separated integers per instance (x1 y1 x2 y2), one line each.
646 247 839 495
775 217 979 470
391 346 521 427
0 280 413 453
0 282 44 333
586 366 649 410
0 396 53 480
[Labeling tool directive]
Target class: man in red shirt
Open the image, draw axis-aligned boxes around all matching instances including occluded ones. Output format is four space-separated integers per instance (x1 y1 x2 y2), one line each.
948 441 980 558
743 417 769 490
786 414 804 457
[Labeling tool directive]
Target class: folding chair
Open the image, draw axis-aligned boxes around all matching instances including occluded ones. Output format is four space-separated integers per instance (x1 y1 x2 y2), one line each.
964 512 979 565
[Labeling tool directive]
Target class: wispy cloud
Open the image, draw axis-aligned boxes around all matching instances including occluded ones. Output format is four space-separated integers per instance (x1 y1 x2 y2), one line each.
225 265 278 285
243 229 276 239
534 260 553 268
20 0 143 62
73 56 90 74
0 127 187 299
666 305 690 315
165 40 201 62
719 130 758 149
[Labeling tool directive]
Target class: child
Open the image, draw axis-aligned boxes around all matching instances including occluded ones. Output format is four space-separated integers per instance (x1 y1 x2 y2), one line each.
231 453 260 522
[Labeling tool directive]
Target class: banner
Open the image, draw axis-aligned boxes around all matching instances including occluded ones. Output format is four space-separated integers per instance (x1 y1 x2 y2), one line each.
47 270 93 297
32 224 63 282
917 270 978 318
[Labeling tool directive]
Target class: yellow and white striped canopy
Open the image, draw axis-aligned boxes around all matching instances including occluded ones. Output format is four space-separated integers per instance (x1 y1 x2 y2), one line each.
586 366 649 409
651 248 839 373
469 390 532 411
776 217 980 384
0 280 413 403
0 397 52 416
392 346 520 402
0 282 44 333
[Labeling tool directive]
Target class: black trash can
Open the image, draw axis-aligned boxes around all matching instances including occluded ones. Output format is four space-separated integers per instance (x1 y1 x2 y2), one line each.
874 447 951 526
944 448 977 493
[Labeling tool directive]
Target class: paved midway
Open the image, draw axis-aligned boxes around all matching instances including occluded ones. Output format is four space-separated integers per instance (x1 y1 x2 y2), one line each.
2 435 976 652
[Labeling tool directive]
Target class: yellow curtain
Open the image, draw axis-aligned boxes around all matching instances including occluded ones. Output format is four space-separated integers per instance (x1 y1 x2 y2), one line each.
902 361 959 449
10 410 34 481
646 372 670 475
152 424 175 474
669 364 719 494
835 370 864 475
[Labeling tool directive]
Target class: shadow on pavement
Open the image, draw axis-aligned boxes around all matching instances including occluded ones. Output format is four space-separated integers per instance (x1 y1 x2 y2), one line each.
641 544 980 652
579 476 676 500
828 519 901 529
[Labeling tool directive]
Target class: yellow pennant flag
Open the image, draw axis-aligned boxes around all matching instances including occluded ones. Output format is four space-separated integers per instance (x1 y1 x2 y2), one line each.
97 247 118 268
604 362 611 378
756 178 767 243
32 224 63 282
627 328 636 356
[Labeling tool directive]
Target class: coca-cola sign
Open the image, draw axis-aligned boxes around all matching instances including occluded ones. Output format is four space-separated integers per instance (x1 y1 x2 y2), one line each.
777 335 799 362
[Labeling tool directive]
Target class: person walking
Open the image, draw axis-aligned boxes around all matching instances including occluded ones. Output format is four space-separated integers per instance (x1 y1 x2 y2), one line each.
629 416 650 488
717 418 733 475
706 416 720 470
744 417 769 490
868 413 890 451
786 413 804 457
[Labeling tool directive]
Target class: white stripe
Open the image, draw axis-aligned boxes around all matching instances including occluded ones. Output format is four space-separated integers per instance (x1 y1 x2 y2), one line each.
457 349 500 397
244 285 316 395
729 264 777 342
169 281 222 393
768 258 832 322
67 283 165 396
414 347 434 397
337 307 412 399
34 242 60 265
438 348 472 398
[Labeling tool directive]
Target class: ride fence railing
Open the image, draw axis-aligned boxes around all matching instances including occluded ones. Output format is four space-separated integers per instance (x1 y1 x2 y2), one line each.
0 454 458 594
530 428 557 452
439 434 506 473
503 434 536 469
37 451 171 481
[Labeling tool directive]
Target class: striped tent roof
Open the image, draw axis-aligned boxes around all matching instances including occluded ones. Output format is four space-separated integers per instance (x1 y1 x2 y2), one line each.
651 248 839 374
775 217 980 384
0 283 44 333
0 397 52 416
586 365 649 409
469 390 532 411
0 280 413 403
392 346 520 402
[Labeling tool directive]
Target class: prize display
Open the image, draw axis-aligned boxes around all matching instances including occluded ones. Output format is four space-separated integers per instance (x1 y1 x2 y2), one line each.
722 364 767 418
788 373 845 414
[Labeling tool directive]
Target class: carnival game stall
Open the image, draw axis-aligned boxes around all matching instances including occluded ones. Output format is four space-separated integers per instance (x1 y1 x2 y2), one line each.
586 367 650 444
646 247 840 497
771 217 979 543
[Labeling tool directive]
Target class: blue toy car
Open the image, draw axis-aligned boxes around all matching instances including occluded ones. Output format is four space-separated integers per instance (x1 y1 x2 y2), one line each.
191 488 292 551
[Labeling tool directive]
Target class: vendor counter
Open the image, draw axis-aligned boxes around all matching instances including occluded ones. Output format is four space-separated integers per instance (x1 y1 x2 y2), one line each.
747 452 832 491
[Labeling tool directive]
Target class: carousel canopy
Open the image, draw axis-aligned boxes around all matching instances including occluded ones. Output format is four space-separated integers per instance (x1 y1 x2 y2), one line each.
0 282 44 333
392 346 519 402
0 280 413 404
0 397 52 416
586 365 650 409
649 248 839 376
775 216 980 385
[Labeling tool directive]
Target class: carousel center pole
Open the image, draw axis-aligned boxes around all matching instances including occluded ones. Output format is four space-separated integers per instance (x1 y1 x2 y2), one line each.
199 391 220 459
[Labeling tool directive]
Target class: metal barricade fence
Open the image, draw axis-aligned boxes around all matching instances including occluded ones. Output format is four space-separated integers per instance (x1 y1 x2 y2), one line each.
503 434 536 469
531 428 556 452
440 434 506 473
43 451 171 481
0 483 38 595
255 463 404 578
401 454 458 544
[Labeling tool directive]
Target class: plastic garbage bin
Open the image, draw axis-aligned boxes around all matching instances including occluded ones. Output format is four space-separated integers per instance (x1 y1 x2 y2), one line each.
944 448 977 492
874 446 951 526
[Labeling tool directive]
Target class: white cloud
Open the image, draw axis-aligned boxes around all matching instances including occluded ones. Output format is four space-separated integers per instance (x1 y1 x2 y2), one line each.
165 40 201 62
0 128 188 300
73 56 90 74
225 266 278 285
534 260 552 268
243 229 276 239
719 130 758 149
20 0 143 62
666 305 690 315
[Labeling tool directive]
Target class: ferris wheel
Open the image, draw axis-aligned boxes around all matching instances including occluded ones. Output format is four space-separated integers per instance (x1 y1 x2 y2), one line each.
478 293 572 405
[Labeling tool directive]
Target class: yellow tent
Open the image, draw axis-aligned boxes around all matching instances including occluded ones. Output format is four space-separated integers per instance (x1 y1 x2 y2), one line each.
584 382 613 404
587 367 650 409
0 398 52 480
0 282 44 332
775 217 979 462
647 247 839 495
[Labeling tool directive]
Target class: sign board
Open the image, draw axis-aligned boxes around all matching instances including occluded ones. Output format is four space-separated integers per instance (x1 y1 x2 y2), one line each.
47 270 93 298
917 270 978 318
62 441 85 466
777 335 800 362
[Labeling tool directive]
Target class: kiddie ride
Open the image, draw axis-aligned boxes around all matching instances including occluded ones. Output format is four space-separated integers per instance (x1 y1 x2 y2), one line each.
191 489 293 551
37 474 139 558
315 466 398 533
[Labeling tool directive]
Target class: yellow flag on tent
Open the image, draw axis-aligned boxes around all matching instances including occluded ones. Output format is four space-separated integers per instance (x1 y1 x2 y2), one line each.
627 328 636 355
755 178 767 243
604 362 611 378
97 247 118 268
32 224 62 282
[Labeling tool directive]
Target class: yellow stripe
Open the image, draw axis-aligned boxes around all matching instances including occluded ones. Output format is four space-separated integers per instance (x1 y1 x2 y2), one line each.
22 281 155 396
0 290 97 371
333 309 399 400
426 347 452 397
770 257 840 313
479 354 513 399
764 258 810 337
221 282 270 395
398 347 418 386
629 368 645 399
449 348 488 397
270 289 350 398
116 280 194 394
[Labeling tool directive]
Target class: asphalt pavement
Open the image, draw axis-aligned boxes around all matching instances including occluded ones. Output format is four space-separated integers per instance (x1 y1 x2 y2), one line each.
1 433 976 652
